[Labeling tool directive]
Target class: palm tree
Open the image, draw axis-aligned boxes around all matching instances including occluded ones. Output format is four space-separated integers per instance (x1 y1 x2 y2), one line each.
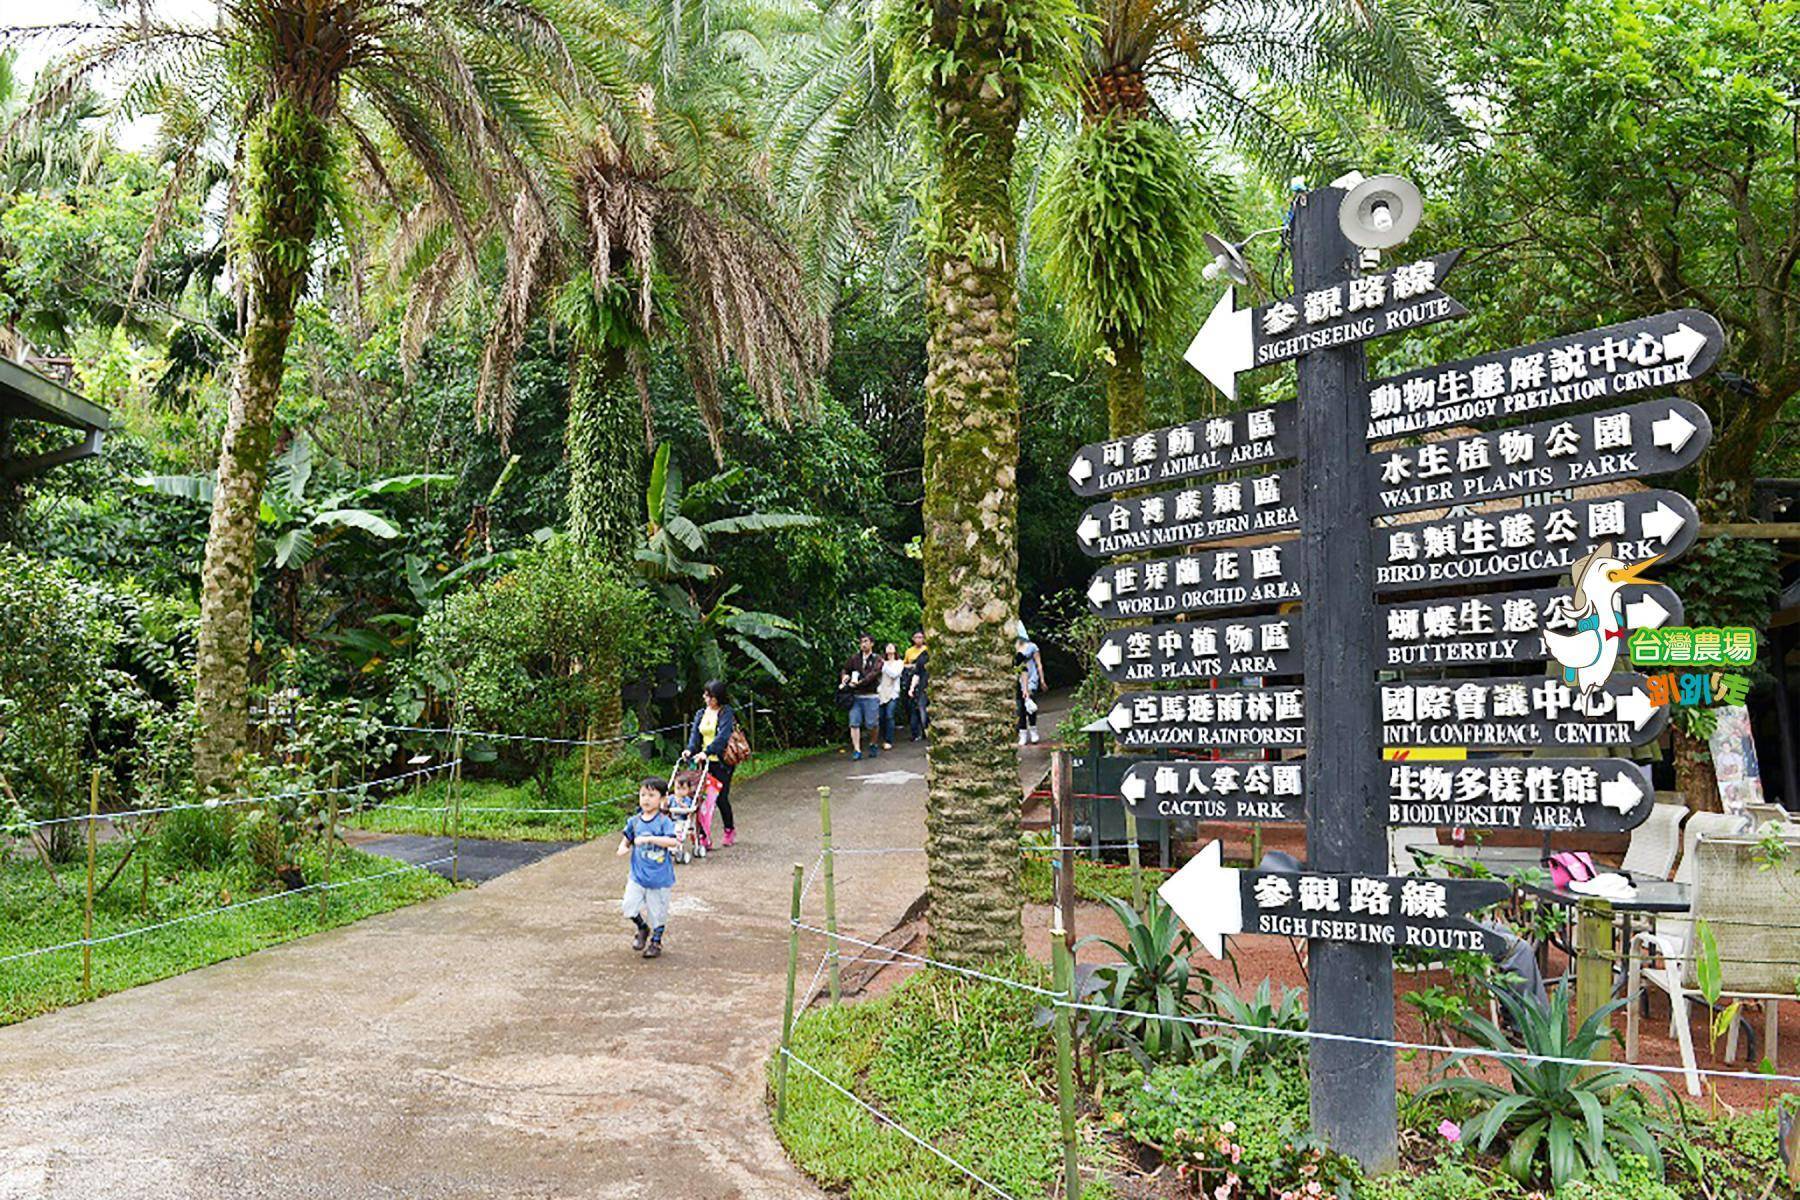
12 0 575 789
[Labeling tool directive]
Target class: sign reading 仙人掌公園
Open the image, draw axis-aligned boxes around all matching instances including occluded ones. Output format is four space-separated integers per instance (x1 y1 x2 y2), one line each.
1118 759 1306 824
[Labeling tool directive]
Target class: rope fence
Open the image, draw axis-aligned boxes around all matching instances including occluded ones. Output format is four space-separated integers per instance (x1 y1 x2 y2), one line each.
381 722 687 747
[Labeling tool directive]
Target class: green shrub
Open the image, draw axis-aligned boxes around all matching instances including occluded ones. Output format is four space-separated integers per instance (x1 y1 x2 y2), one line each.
1361 1162 1526 1200
1196 978 1309 1088
857 584 922 650
155 806 236 871
1079 894 1206 1063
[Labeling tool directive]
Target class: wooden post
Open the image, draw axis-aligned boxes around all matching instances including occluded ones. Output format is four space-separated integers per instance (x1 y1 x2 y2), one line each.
776 861 803 1125
139 853 149 917
1123 805 1145 913
320 766 339 921
83 769 99 993
819 785 841 1004
1574 898 1615 1063
580 731 593 841
450 732 464 884
1051 913 1081 1200
1051 749 1076 952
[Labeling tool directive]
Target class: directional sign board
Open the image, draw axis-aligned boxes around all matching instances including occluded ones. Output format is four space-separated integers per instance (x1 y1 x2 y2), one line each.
1086 541 1302 619
1365 308 1725 440
1077 470 1298 557
1370 398 1712 516
1108 687 1306 750
1379 583 1682 670
1067 403 1296 497
1120 760 1306 824
1372 490 1698 594
1184 251 1466 400
1388 758 1653 834
1159 840 1510 958
1379 673 1666 750
1097 614 1301 683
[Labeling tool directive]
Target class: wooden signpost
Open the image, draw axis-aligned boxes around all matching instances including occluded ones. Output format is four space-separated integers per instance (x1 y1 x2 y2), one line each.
1378 582 1681 670
1119 760 1306 824
1075 469 1298 557
1084 539 1301 618
1095 613 1301 682
1067 402 1297 496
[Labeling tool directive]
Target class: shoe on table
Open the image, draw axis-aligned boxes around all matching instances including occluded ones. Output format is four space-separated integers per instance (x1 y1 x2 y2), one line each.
643 941 663 960
632 925 648 952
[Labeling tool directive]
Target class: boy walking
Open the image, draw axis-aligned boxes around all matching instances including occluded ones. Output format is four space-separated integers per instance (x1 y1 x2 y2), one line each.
618 777 680 958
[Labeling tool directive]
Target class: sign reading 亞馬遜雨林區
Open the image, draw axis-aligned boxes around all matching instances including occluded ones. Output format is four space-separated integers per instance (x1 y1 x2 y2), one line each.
1379 673 1666 750
1076 470 1299 558
1379 583 1681 670
1096 613 1301 683
1118 759 1306 824
1084 540 1302 619
1386 758 1653 833
1067 402 1297 497
1106 687 1306 750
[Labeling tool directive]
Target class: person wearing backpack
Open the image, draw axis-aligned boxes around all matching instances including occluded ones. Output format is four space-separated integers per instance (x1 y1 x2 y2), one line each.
684 679 748 847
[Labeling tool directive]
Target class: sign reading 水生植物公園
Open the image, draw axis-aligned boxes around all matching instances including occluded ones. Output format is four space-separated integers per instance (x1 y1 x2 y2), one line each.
1096 613 1301 683
1077 470 1298 557
1066 402 1297 497
1085 540 1302 619
1379 582 1681 670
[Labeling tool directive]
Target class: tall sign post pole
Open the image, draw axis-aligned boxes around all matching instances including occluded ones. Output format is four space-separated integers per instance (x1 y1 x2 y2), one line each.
1292 187 1395 1169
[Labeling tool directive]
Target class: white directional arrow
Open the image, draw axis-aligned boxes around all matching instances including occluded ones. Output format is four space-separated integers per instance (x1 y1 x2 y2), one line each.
1077 513 1103 545
1639 501 1686 544
1600 772 1642 814
1157 839 1242 959
848 769 926 785
1068 455 1094 486
1121 772 1147 804
1652 407 1698 454
1183 288 1254 401
1616 686 1657 731
1087 575 1113 607
1662 322 1709 370
1106 702 1133 733
1625 592 1672 629
1096 639 1123 670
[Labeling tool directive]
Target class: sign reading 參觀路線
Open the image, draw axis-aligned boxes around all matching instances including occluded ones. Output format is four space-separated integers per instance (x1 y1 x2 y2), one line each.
1077 470 1299 558
1379 583 1682 670
1372 490 1697 594
1119 759 1306 824
1085 540 1302 619
1387 759 1653 834
1380 673 1666 750
1107 687 1306 750
1066 403 1297 497
1096 614 1301 683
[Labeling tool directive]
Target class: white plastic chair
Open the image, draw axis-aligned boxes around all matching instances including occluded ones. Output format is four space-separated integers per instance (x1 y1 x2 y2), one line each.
1620 800 1687 880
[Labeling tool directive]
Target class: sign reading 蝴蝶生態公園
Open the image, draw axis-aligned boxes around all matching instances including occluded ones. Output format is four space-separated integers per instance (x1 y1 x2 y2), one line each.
1084 540 1302 619
1379 674 1666 750
1096 613 1301 682
1386 758 1653 833
1066 402 1297 497
1379 583 1681 670
1076 470 1299 557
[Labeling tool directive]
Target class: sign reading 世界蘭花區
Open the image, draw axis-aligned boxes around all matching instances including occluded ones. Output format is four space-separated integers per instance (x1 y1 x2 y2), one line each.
1085 540 1302 619
1379 583 1682 670
1077 471 1299 558
1066 402 1297 497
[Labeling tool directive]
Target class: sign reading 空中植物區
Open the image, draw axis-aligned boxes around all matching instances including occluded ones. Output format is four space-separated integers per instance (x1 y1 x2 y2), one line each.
1386 758 1653 833
1379 673 1666 749
1378 582 1682 670
1076 470 1298 557
1106 687 1306 750
1118 759 1305 824
1066 403 1297 497
1085 540 1301 619
1096 613 1301 683
1369 398 1711 515
1364 308 1725 441
1371 490 1697 593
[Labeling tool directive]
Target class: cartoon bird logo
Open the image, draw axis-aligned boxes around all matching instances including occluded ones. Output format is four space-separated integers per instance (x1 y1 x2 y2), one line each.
1542 541 1659 709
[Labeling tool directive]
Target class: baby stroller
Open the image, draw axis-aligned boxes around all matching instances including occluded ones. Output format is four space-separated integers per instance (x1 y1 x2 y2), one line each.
669 755 721 864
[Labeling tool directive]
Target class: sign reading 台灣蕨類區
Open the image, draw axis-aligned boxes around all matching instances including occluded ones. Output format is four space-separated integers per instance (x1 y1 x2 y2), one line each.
1378 582 1682 670
1387 759 1653 834
1370 398 1712 516
1077 471 1298 558
1364 308 1725 441
1379 673 1666 750
1096 614 1301 683
1119 759 1306 824
1066 403 1297 497
1183 252 1467 400
1371 490 1698 594
1085 540 1302 619
1106 688 1306 750
1157 841 1509 959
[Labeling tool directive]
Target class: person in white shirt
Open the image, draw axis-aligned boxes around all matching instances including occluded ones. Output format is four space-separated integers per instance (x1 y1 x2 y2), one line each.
876 642 905 751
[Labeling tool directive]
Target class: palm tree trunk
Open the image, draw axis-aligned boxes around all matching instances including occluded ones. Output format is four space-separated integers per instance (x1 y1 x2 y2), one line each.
1107 332 1145 439
918 8 1028 966
192 101 331 792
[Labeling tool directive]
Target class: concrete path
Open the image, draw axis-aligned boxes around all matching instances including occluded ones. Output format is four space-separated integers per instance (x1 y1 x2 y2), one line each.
349 834 577 884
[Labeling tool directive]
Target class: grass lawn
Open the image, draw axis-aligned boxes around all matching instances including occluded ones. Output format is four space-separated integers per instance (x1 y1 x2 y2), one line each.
0 840 452 1026
346 743 834 842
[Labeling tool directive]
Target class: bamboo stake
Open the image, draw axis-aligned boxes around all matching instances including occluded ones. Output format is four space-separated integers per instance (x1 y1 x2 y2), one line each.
1123 805 1144 913
581 731 593 841
450 733 464 884
320 766 339 921
82 769 98 993
776 861 803 1125
1052 914 1081 1200
819 785 840 1004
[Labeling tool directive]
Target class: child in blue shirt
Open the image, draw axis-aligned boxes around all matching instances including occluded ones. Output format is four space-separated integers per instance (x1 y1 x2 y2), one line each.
618 777 680 959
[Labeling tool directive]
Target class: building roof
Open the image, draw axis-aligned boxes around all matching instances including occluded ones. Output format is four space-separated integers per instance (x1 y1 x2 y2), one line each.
0 356 111 433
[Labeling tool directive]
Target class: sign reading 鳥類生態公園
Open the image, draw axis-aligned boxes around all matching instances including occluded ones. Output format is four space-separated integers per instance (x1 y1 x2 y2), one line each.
1119 759 1306 824
1158 841 1509 959
1096 614 1301 683
1369 398 1712 516
1378 583 1682 670
1066 403 1297 497
1106 688 1306 750
1364 309 1725 441
1371 491 1697 594
1076 471 1298 558
1387 758 1653 834
1085 540 1302 619
1379 674 1666 750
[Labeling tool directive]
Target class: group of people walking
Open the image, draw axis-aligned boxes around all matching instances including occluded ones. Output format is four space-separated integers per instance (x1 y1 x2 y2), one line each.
839 632 930 761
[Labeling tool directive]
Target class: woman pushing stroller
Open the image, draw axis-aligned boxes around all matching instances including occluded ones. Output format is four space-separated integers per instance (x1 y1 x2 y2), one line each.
682 679 742 847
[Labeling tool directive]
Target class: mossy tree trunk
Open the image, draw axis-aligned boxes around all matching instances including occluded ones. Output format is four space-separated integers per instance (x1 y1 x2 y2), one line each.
918 4 1028 966
1106 332 1144 441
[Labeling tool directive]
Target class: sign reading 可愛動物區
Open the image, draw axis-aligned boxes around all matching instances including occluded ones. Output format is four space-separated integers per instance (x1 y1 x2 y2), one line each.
1119 759 1305 824
1106 687 1306 750
1370 398 1712 516
1371 490 1698 593
1387 758 1653 834
1364 308 1725 441
1084 540 1301 619
1379 673 1666 750
1096 613 1301 683
1066 402 1297 497
1076 470 1298 557
1378 582 1682 670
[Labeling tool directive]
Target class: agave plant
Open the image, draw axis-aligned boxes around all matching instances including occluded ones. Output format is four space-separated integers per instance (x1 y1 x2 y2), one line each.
1195 977 1308 1087
1078 893 1206 1064
1419 982 1665 1189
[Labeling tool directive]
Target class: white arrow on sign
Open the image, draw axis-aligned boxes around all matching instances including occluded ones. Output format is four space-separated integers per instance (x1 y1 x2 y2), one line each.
1617 686 1657 731
1600 773 1642 814
1625 592 1672 630
1183 288 1254 401
1652 407 1698 454
1087 575 1113 606
1121 772 1147 803
1077 513 1103 546
1639 501 1686 544
1106 702 1134 733
1157 839 1242 959
1662 322 1709 370
1096 639 1124 670
848 769 926 785
1068 455 1094 486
